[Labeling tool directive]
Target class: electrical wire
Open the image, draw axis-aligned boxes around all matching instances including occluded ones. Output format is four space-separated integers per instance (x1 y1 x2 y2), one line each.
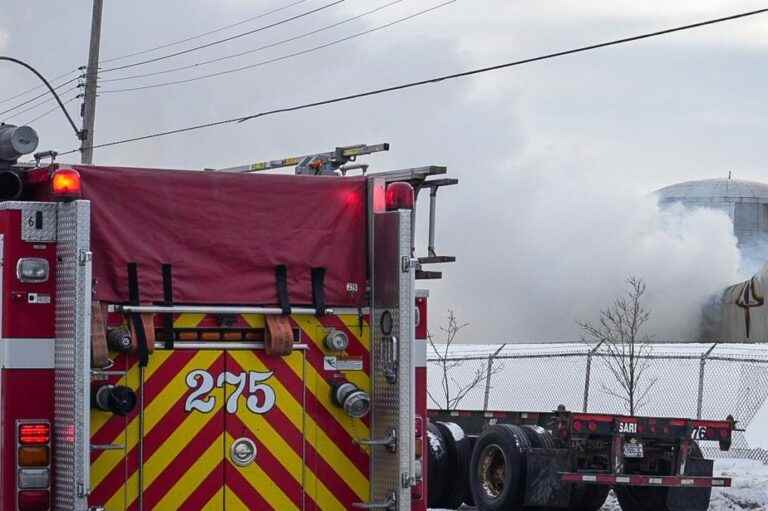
23 95 81 125
2 86 80 122
0 77 80 117
99 0 314 65
59 7 768 156
100 0 453 93
99 0 346 74
0 56 82 139
0 68 80 106
100 0 407 84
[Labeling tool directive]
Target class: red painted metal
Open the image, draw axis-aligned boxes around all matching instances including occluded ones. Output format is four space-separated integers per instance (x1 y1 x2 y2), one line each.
0 370 54 510
0 211 56 339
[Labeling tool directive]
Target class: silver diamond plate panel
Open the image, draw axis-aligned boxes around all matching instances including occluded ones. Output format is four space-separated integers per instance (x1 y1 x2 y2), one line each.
371 210 414 510
54 200 91 511
0 201 57 242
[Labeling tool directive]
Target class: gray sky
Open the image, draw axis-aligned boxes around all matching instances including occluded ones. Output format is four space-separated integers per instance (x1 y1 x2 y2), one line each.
2 1 767 342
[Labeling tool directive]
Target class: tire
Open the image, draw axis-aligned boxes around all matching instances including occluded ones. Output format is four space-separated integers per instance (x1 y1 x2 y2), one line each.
427 422 449 508
433 421 467 509
463 435 478 507
521 424 557 449
469 423 530 511
614 442 710 511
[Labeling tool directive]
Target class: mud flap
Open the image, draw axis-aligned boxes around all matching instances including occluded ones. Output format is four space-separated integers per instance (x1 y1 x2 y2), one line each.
666 458 714 511
523 448 571 509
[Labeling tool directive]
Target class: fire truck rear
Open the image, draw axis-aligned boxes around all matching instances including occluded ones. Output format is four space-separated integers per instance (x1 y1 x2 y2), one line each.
0 126 451 511
0 124 736 511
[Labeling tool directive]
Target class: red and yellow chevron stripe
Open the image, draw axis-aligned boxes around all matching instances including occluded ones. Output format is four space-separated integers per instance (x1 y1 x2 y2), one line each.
89 313 371 511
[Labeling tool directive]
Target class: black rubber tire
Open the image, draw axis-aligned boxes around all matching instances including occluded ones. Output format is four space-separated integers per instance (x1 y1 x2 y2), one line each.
469 423 530 511
426 422 450 508
521 424 557 449
463 435 478 507
614 442 709 511
433 421 467 509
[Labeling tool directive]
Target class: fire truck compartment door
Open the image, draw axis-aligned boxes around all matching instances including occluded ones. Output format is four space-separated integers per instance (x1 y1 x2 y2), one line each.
371 209 415 510
223 349 307 510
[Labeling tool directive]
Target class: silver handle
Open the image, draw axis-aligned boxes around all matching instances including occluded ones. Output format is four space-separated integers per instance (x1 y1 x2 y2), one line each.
357 429 397 452
352 493 396 510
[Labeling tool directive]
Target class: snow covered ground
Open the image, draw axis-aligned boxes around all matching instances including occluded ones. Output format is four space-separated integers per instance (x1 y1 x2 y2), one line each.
430 460 768 511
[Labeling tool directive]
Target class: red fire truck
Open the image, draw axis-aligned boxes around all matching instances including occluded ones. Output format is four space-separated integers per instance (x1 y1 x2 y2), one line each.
0 124 735 511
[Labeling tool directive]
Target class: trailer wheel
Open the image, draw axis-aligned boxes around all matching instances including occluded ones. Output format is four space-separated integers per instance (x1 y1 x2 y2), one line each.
470 424 530 511
427 422 450 508
521 424 556 449
433 421 468 509
463 435 478 507
615 443 710 511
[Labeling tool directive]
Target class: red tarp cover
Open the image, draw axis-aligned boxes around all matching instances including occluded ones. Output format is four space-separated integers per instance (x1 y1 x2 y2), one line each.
74 165 368 307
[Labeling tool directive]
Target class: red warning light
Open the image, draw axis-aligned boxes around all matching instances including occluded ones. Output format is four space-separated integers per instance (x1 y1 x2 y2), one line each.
385 182 414 211
50 168 81 200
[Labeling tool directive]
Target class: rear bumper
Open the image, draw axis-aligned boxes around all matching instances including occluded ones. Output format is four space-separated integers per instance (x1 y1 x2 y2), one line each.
561 473 731 488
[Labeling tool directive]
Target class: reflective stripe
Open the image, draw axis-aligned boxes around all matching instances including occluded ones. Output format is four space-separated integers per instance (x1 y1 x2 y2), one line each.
0 339 55 368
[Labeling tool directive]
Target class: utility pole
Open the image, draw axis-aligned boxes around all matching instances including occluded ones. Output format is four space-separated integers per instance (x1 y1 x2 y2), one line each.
81 0 103 164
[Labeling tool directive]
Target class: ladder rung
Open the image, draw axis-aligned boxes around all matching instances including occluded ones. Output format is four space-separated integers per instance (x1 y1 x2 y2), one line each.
416 270 442 280
418 256 456 264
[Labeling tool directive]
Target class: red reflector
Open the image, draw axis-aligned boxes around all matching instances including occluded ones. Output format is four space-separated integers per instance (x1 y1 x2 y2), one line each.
573 420 582 432
385 182 414 211
18 490 49 511
19 424 50 445
588 421 598 432
50 168 81 199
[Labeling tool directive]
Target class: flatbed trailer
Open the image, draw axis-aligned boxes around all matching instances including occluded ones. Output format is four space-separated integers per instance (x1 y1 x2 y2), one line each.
426 408 734 511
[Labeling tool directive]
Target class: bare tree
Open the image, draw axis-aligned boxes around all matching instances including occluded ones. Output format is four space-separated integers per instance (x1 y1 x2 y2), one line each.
578 276 657 416
427 310 504 411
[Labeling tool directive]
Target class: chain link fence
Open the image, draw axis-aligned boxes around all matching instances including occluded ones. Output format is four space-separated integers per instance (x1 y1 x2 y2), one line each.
427 343 768 463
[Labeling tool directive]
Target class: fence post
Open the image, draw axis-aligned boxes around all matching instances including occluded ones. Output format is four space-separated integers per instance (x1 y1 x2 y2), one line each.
483 344 506 413
583 341 604 413
697 343 719 419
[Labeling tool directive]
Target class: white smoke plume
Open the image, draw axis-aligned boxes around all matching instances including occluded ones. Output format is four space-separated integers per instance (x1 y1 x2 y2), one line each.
427 157 747 342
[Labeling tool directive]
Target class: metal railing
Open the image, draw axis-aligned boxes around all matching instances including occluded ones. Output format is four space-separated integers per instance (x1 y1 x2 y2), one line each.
427 342 768 463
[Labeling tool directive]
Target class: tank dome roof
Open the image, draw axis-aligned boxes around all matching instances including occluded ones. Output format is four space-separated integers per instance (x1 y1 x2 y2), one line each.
656 178 768 201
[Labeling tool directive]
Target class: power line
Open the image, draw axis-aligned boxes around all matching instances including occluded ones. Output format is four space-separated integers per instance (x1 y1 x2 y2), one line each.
2 86 80 122
0 56 82 139
0 68 80 106
99 0 313 65
99 0 346 74
0 78 80 117
23 95 81 125
100 0 453 93
100 0 407 84
60 7 768 156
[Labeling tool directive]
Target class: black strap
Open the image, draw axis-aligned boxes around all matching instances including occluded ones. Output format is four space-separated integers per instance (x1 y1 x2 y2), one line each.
127 263 150 367
162 264 174 349
275 265 291 315
311 267 326 316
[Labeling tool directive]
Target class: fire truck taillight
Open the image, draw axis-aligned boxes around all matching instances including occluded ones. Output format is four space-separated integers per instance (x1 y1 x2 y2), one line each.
18 424 50 445
18 490 50 511
385 182 414 211
50 168 82 200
